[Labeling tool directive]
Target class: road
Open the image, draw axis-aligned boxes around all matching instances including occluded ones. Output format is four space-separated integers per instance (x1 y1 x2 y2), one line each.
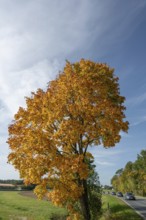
122 196 146 220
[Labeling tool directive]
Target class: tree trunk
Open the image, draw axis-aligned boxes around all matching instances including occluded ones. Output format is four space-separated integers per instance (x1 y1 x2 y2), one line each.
79 179 91 220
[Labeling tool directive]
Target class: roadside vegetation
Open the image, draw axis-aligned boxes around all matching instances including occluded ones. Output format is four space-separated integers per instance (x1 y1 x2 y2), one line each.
0 191 144 220
0 191 142 220
99 194 143 220
111 150 146 196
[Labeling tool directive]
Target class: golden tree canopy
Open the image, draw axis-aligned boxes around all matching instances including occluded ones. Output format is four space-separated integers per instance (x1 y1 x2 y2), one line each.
7 59 128 217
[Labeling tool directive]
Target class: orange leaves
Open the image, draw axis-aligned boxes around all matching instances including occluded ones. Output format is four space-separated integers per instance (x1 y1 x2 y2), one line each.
7 59 128 218
34 184 48 200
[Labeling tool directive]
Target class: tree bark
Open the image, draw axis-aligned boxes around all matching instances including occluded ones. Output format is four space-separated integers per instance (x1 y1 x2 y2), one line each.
79 179 91 220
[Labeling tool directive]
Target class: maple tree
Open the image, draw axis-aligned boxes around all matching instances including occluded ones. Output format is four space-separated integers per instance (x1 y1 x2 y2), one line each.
7 59 128 220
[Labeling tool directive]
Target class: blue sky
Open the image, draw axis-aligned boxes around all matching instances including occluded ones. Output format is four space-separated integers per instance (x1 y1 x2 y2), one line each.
0 0 146 185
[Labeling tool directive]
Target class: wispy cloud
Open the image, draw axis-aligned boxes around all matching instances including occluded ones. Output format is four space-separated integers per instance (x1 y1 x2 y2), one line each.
0 60 61 116
96 161 115 166
0 0 144 133
130 115 146 127
90 146 125 157
0 0 146 182
0 155 19 179
89 147 125 168
126 92 146 107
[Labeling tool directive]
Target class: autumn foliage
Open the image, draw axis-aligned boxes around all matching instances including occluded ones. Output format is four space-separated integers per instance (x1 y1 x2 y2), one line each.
7 59 128 219
111 150 146 196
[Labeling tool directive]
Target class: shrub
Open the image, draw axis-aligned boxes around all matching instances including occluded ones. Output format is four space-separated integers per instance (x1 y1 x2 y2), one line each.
89 190 102 220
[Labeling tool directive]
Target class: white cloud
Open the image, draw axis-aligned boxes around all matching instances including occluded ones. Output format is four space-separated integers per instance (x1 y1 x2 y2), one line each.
91 146 125 157
0 0 93 72
0 59 61 116
130 115 146 127
0 0 145 182
96 161 115 166
0 154 20 179
126 92 146 107
0 1 144 73
89 147 125 169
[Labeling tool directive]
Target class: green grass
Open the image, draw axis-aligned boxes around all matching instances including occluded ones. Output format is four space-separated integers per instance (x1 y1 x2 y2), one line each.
0 191 67 220
99 195 143 220
0 191 144 220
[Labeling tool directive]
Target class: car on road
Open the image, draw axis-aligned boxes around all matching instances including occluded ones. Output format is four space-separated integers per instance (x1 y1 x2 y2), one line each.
124 192 136 200
117 192 123 197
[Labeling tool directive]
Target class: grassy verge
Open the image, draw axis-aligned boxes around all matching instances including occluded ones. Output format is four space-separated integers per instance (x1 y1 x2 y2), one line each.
0 191 67 220
99 194 143 220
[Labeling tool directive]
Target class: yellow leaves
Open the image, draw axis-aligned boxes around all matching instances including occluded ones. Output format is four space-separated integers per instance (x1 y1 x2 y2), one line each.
34 184 47 200
8 152 15 162
144 174 146 180
7 59 128 219
47 180 83 207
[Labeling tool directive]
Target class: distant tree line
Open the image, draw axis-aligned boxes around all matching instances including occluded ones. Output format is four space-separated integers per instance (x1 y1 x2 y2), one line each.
0 179 23 184
0 179 36 190
111 150 146 196
102 185 113 190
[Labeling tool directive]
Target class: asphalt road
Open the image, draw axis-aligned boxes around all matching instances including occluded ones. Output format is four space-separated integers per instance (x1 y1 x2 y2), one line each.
122 196 146 220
